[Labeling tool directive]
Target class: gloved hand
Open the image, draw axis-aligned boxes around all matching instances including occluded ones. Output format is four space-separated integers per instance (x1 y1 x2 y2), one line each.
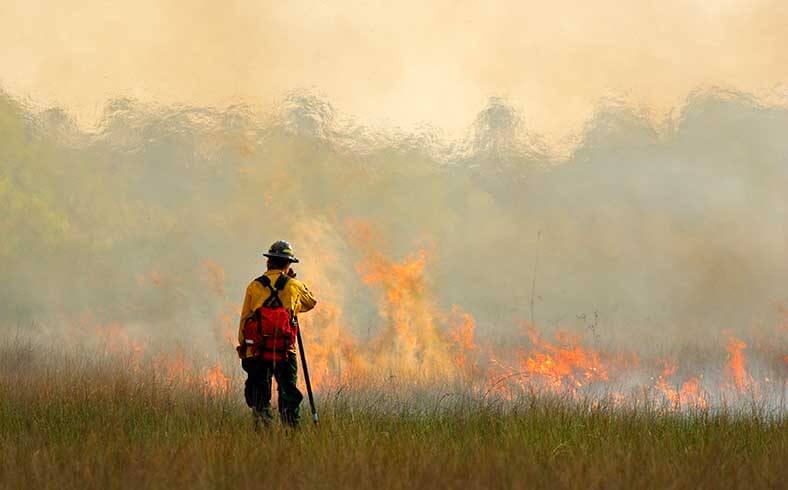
287 268 297 279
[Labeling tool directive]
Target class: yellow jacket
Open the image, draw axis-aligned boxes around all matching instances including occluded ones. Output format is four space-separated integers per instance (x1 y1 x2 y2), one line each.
237 270 317 359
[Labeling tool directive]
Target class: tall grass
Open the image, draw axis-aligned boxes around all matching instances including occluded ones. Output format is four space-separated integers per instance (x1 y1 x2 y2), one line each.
0 341 785 489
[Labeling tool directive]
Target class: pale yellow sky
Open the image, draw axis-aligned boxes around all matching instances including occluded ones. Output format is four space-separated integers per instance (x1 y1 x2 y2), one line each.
1 0 787 142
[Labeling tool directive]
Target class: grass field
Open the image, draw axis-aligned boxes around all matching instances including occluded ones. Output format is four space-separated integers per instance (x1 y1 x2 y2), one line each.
1 341 785 490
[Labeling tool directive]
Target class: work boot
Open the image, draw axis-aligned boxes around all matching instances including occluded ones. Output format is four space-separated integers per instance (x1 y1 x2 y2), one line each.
279 408 300 429
251 407 273 431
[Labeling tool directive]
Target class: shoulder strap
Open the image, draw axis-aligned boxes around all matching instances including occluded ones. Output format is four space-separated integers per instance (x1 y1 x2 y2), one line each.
274 274 290 291
255 273 290 308
255 275 272 288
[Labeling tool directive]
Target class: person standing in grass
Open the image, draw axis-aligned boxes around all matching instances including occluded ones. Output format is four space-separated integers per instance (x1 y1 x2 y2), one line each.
237 240 317 428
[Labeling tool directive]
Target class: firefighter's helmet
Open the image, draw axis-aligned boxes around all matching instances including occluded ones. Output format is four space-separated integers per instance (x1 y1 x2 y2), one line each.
263 240 300 263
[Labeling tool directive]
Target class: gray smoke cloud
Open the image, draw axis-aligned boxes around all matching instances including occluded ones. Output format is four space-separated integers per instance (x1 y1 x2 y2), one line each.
1 88 786 364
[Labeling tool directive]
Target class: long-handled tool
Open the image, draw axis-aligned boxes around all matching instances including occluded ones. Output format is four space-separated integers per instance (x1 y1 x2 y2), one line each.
293 316 318 424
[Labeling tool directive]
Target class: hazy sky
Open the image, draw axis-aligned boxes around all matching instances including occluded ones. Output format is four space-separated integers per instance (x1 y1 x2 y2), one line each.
2 0 787 141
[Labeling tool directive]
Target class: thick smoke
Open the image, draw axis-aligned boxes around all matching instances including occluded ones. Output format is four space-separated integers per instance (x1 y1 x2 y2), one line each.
1 88 786 365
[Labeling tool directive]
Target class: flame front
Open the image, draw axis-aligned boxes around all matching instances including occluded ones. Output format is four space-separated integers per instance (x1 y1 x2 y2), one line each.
82 220 786 410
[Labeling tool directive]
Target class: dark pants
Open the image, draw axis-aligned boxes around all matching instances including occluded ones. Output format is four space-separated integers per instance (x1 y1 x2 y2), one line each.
241 352 303 426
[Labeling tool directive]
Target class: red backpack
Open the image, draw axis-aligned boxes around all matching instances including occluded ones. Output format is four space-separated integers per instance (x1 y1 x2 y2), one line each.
241 274 296 362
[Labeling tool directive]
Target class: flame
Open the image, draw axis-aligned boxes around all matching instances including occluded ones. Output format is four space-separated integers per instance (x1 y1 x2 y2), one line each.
348 220 457 381
652 360 707 409
679 377 707 409
288 218 484 388
287 217 363 389
725 335 752 392
515 326 609 393
93 321 145 370
299 300 361 388
149 270 163 286
152 349 193 384
210 302 241 348
449 305 479 377
654 359 680 406
203 362 230 395
67 221 782 411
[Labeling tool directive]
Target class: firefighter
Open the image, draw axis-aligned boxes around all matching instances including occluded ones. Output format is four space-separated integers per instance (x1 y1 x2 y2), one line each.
237 240 317 428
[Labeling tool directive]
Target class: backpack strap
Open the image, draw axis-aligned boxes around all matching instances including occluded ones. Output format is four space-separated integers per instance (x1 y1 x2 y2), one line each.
274 274 290 291
255 274 291 308
254 275 270 290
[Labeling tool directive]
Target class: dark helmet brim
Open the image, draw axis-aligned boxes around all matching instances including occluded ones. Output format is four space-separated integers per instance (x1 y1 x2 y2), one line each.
263 252 300 263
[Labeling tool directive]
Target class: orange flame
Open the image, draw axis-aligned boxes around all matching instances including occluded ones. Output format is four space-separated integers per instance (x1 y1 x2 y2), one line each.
152 348 192 384
516 326 609 393
348 220 457 380
72 221 782 411
725 336 752 392
652 360 707 409
449 305 479 377
203 362 230 395
94 321 145 370
679 377 707 409
654 359 680 406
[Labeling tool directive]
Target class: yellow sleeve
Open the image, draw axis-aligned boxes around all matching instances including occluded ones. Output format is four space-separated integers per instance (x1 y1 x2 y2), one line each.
293 280 317 314
237 283 254 345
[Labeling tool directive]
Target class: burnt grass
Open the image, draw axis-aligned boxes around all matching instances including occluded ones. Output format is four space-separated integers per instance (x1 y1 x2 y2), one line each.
0 344 785 490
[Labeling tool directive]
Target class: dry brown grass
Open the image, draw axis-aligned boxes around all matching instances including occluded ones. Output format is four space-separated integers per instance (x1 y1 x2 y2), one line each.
0 341 785 489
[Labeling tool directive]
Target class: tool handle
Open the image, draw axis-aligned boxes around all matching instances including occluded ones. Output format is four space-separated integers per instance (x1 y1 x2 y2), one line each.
294 316 318 424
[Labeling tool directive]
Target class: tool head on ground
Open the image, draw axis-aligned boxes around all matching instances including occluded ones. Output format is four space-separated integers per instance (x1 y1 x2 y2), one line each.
263 240 300 263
